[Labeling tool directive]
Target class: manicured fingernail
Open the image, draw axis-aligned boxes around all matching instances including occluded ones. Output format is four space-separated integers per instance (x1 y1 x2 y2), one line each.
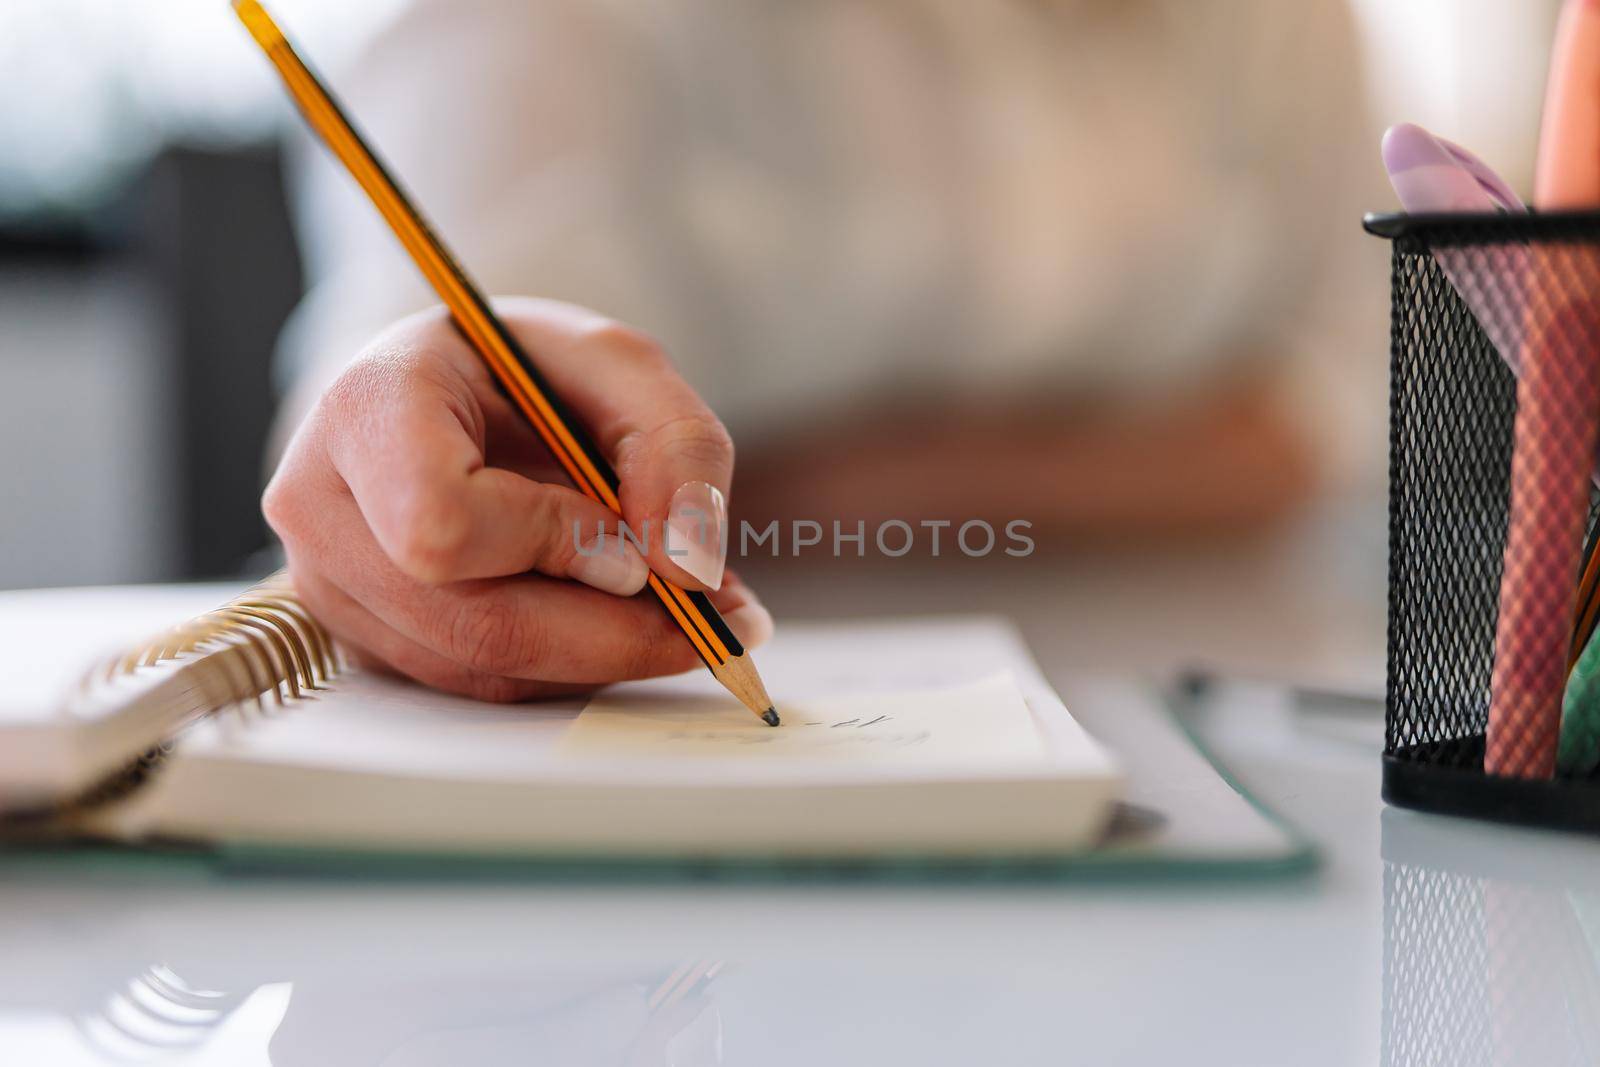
571 532 648 596
666 481 727 590
723 601 774 650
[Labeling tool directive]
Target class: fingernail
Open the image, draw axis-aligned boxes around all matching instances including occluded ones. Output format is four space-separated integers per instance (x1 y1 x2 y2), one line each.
666 481 727 590
571 532 649 596
723 602 774 650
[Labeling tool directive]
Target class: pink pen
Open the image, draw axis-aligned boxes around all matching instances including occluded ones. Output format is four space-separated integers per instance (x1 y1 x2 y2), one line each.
1487 289 1600 779
1536 0 1600 208
1488 0 1600 777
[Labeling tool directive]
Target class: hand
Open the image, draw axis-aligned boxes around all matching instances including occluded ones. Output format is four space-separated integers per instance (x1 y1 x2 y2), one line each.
264 298 772 702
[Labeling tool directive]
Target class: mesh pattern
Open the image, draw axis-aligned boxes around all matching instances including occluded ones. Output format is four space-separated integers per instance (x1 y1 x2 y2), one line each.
1384 214 1600 782
1383 859 1600 1066
1387 238 1517 762
1382 862 1493 1067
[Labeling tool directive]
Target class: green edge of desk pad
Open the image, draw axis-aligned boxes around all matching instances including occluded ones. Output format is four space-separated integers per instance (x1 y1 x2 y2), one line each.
0 688 1318 885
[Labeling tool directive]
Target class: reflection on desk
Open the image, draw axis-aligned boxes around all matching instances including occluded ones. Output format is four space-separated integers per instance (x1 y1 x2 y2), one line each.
1382 810 1600 1066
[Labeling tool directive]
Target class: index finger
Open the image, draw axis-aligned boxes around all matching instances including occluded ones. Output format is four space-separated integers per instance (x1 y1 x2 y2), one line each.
489 297 736 593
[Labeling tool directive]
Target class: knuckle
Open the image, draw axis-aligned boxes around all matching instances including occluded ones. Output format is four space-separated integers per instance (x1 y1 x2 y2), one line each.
260 471 299 542
326 342 448 419
615 630 664 680
262 430 334 548
444 598 545 676
574 321 667 367
654 413 734 468
522 493 579 573
619 617 697 680
323 354 392 415
387 493 471 583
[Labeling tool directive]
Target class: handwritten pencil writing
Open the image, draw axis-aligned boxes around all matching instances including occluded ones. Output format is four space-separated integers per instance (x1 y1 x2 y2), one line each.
659 728 932 749
801 715 893 728
559 675 1044 764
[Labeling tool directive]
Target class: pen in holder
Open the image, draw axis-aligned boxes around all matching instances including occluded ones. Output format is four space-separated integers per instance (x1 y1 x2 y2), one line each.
1367 210 1600 833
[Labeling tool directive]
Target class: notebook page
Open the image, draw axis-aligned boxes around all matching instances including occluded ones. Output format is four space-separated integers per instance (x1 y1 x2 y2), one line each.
164 617 1115 784
558 674 1046 768
0 583 237 723
0 583 250 802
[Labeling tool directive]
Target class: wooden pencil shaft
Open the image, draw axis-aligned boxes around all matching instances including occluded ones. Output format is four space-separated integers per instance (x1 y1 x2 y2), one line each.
710 654 778 720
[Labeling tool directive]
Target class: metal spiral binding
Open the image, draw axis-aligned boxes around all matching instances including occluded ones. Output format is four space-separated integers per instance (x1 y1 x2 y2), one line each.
81 570 340 713
2 572 340 830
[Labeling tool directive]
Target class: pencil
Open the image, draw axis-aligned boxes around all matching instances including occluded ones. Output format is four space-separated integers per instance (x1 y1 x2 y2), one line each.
1569 522 1600 670
233 0 779 726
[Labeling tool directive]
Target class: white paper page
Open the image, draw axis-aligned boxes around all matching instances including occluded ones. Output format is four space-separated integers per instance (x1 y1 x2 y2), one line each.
166 618 1116 786
0 583 239 723
558 674 1045 768
0 582 251 799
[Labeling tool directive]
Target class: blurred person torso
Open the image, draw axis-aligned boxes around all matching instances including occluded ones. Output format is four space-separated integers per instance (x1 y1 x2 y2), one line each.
281 0 1375 470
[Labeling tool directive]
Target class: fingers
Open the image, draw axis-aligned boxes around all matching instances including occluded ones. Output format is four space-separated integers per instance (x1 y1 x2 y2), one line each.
707 571 775 651
287 556 584 703
491 298 736 592
307 343 649 595
277 475 771 688
274 496 771 691
264 301 774 699
272 478 707 683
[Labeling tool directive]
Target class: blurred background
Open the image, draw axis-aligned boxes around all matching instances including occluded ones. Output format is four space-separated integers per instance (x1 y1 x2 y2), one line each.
0 1 400 586
0 0 1569 685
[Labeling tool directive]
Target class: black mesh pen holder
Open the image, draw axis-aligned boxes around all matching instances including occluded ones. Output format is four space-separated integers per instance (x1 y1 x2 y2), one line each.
1366 210 1600 833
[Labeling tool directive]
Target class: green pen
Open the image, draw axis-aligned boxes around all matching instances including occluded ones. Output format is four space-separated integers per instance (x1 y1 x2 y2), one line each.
1559 620 1600 775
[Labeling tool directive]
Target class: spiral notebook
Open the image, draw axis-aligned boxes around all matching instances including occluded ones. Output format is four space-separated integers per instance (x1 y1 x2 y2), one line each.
0 577 1129 861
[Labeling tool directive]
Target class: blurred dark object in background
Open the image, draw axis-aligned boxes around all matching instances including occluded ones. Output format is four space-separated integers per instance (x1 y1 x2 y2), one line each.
0 143 298 587
138 144 300 578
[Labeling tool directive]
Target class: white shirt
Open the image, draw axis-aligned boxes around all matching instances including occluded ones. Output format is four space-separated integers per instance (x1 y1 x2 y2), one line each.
280 0 1383 478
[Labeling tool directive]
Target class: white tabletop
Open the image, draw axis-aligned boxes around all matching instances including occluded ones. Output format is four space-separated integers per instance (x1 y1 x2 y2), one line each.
3 495 1597 1066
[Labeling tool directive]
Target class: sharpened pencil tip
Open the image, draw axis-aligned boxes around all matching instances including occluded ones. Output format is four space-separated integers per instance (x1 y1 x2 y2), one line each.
762 707 780 727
